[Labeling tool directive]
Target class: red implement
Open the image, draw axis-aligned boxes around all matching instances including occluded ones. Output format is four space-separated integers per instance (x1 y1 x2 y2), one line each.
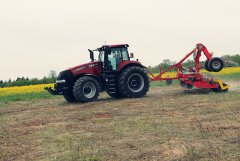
148 43 229 91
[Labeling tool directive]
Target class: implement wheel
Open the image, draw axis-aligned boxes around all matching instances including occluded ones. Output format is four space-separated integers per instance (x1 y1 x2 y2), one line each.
166 79 173 85
180 80 194 89
208 57 224 72
204 60 212 72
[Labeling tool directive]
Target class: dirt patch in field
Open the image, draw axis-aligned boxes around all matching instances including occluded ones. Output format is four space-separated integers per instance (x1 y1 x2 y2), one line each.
94 112 113 118
227 81 240 91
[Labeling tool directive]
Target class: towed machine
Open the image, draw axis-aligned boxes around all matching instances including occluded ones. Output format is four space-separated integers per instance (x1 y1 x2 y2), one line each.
148 43 230 92
45 43 229 103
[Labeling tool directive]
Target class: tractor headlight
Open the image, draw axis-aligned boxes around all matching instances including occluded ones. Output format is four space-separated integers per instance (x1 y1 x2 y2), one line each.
56 80 66 83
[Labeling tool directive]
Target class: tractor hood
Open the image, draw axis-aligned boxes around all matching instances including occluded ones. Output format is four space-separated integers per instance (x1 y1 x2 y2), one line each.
67 61 101 75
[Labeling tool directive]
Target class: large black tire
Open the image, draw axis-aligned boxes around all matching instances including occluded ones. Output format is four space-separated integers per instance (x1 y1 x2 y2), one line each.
118 66 149 98
166 79 173 85
63 94 76 103
208 57 224 72
204 60 212 72
73 76 100 103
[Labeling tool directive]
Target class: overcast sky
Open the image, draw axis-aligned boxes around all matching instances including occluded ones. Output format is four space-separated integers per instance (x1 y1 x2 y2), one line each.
0 0 240 81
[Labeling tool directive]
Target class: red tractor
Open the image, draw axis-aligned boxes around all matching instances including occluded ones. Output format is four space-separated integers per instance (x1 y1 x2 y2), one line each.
45 44 149 103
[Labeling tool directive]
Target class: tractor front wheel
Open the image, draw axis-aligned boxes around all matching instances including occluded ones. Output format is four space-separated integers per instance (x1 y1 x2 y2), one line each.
73 76 100 103
118 66 149 98
63 94 76 103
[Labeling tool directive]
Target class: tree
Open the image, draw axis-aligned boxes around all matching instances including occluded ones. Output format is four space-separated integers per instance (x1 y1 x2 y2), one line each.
222 54 240 67
48 70 57 79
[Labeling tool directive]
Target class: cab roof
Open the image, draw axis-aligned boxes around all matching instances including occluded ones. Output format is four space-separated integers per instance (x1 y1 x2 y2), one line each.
106 44 129 48
98 44 129 50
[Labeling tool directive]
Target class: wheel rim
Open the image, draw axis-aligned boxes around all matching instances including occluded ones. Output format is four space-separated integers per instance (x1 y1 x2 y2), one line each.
212 61 221 69
127 73 144 92
83 82 96 98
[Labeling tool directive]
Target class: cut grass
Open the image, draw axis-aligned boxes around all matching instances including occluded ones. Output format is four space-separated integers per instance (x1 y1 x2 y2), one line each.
0 92 56 104
217 73 240 80
0 86 240 160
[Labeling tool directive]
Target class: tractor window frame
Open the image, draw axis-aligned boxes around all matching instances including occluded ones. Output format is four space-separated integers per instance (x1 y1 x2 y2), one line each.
98 50 105 62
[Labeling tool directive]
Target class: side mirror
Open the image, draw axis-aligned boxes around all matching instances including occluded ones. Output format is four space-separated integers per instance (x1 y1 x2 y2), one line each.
88 49 94 62
130 53 134 58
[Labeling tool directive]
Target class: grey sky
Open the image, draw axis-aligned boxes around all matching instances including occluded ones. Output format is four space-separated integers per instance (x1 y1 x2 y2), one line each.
0 0 240 81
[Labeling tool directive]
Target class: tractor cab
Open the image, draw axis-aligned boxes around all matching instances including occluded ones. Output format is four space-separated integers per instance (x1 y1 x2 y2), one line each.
90 44 132 71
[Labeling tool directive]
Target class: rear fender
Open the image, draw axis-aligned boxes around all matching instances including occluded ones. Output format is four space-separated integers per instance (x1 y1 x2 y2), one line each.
117 61 145 73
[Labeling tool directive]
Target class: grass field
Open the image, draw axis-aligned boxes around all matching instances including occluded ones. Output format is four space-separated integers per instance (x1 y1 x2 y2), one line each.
0 86 240 161
0 68 240 161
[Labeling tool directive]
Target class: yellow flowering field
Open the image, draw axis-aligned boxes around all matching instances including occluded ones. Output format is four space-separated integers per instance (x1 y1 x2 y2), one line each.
201 66 240 75
0 83 54 96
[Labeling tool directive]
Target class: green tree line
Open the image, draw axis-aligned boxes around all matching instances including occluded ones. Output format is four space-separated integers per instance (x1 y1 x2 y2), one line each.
0 71 57 88
148 54 240 73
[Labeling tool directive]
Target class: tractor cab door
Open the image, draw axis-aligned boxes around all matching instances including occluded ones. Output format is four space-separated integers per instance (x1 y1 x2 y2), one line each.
108 47 130 71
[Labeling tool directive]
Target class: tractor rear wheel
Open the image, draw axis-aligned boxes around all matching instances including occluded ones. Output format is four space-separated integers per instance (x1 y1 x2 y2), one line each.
208 57 224 72
63 94 76 102
118 66 149 98
73 76 100 103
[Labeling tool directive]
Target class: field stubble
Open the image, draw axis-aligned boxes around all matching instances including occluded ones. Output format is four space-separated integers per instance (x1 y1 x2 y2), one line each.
0 83 240 161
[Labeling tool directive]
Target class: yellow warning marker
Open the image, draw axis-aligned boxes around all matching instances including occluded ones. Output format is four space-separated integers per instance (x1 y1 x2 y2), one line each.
214 79 230 90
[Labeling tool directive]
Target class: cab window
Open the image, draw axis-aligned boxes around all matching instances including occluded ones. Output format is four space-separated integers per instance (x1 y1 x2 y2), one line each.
121 47 130 61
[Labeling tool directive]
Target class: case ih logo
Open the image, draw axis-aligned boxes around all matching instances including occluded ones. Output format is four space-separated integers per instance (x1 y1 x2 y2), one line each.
88 63 98 68
75 66 87 72
75 64 98 72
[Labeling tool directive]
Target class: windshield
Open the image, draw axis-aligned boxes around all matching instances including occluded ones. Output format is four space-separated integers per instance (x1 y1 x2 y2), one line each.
121 47 130 61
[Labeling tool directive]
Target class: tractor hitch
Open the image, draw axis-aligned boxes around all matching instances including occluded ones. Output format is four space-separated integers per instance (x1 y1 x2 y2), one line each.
44 87 59 95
